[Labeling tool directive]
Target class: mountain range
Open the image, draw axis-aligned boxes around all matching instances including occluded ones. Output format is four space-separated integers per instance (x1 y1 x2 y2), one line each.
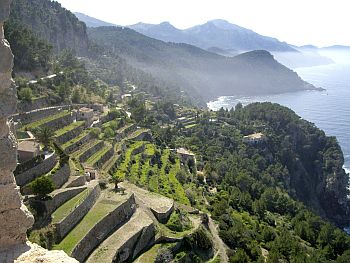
8 2 321 105
88 26 320 101
129 19 297 53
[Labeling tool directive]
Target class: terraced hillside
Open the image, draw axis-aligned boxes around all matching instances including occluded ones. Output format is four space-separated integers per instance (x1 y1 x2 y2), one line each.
114 141 190 205
15 103 224 262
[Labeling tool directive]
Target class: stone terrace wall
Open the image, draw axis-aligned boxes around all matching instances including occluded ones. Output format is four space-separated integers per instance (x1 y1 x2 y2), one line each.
95 146 114 168
40 112 73 130
15 153 58 187
28 186 87 217
0 0 34 251
51 163 71 189
55 123 85 145
12 106 69 125
54 183 100 241
79 141 104 163
64 132 92 154
71 194 136 262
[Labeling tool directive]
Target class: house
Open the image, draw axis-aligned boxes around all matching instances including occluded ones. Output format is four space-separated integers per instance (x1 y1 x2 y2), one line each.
18 141 40 163
92 103 104 113
76 107 94 126
243 132 267 145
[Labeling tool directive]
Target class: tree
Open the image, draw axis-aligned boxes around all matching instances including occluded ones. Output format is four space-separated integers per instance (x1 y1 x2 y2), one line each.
111 173 124 190
35 127 54 150
18 87 33 102
104 127 114 138
30 176 55 199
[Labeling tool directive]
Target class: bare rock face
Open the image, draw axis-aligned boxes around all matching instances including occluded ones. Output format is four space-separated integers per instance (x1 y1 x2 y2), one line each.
0 0 33 252
0 1 77 262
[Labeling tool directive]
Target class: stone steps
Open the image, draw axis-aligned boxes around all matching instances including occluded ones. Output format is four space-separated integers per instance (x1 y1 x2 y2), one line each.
86 209 155 263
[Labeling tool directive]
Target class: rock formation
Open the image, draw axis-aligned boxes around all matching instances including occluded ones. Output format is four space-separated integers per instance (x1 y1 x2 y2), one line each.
0 1 77 262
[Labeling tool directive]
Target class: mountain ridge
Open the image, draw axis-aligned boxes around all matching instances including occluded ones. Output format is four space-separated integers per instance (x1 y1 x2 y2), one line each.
128 19 297 52
88 26 320 101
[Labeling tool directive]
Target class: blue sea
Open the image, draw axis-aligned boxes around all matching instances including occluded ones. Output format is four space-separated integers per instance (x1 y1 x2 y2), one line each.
207 50 350 172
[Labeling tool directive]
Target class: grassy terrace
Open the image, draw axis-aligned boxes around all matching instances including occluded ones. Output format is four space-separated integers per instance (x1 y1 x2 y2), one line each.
22 110 71 131
133 244 162 263
85 144 113 166
53 196 123 255
101 144 120 172
71 139 99 158
51 189 90 224
61 130 90 150
54 121 85 137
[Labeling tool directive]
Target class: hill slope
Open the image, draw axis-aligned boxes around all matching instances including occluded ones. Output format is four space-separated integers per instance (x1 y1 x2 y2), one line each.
129 19 296 52
10 0 89 55
88 26 319 101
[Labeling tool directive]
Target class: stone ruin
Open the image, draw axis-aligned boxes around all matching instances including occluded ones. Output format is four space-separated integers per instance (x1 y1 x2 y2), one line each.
0 0 76 261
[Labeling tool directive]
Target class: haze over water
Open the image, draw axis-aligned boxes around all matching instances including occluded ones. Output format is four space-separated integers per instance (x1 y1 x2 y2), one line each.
208 51 350 172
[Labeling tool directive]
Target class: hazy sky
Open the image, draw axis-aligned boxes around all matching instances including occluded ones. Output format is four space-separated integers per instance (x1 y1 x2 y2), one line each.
56 0 350 47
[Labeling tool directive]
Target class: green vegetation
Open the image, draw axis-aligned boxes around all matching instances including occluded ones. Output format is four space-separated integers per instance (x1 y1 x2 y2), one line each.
53 199 120 254
35 126 54 150
30 176 55 199
85 144 113 166
22 110 70 131
165 209 192 232
54 121 85 137
61 130 90 149
18 87 34 102
114 142 190 205
51 189 90 223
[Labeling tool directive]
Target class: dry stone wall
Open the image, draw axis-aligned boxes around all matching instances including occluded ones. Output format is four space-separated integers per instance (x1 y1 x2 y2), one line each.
71 193 136 262
54 183 100 241
55 123 85 145
12 106 68 125
79 141 104 163
15 153 58 187
40 113 73 130
51 163 71 189
64 131 92 154
95 146 114 168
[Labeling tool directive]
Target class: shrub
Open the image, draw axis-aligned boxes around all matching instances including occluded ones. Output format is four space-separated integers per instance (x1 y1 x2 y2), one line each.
18 87 33 102
166 209 192 232
185 226 213 251
30 176 55 199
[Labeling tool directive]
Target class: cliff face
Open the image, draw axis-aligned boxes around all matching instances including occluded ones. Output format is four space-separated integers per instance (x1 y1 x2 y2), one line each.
0 0 34 251
0 1 77 261
9 0 89 55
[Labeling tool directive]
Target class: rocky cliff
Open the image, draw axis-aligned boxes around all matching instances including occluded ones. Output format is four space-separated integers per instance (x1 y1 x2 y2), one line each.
0 1 77 261
9 0 89 55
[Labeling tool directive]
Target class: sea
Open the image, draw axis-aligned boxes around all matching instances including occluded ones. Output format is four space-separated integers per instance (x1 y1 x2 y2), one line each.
207 50 350 173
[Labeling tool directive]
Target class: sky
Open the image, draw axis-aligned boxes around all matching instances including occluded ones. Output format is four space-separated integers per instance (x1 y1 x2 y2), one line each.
56 0 350 47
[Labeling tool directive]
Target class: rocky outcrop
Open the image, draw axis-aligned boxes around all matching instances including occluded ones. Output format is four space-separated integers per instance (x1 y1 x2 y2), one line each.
0 1 77 261
0 0 34 251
